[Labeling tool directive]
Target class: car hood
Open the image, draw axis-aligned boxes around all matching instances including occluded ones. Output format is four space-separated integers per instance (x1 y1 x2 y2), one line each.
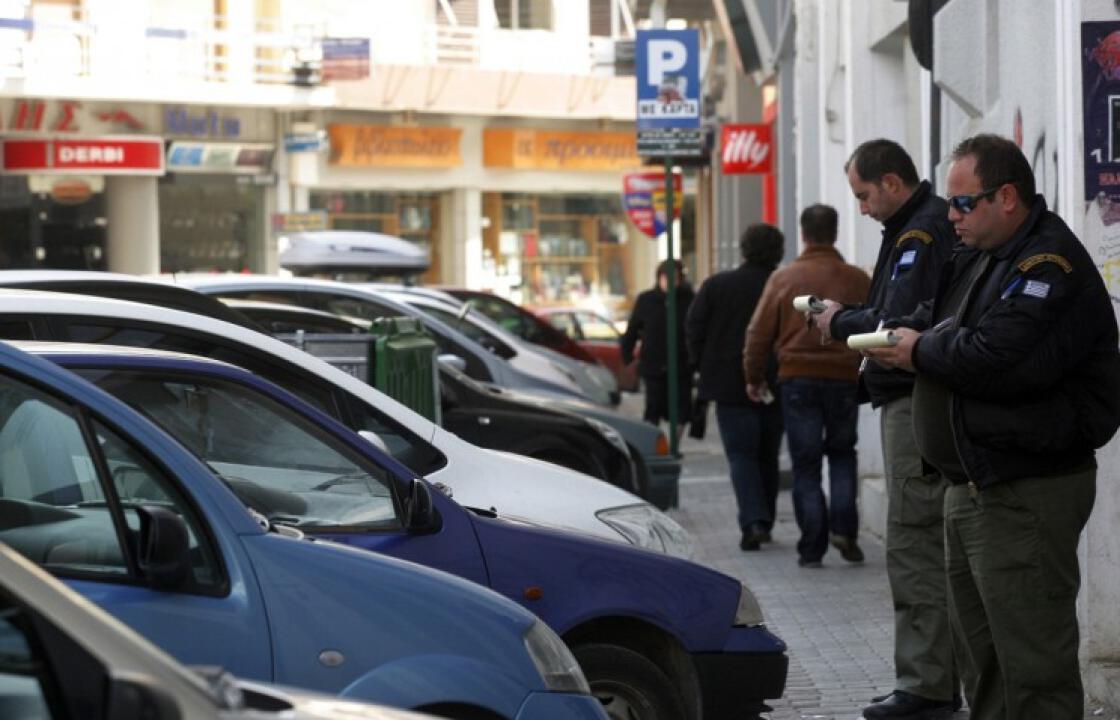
483 386 662 453
227 679 436 719
427 428 645 544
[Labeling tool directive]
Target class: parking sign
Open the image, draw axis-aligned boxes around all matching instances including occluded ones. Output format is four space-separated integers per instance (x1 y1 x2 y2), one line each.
636 29 703 157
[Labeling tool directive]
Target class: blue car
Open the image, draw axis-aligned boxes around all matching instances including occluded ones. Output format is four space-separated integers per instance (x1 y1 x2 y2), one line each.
37 343 790 720
0 341 605 720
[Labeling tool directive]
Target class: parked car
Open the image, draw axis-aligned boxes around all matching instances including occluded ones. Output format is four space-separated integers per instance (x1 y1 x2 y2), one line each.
440 287 599 365
535 306 640 393
173 274 596 404
0 286 690 555
0 340 603 719
0 540 437 720
221 298 639 491
374 285 618 407
171 275 681 508
36 342 788 720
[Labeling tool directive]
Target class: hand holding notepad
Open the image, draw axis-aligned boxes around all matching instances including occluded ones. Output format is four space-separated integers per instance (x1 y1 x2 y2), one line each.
847 330 899 350
793 295 827 313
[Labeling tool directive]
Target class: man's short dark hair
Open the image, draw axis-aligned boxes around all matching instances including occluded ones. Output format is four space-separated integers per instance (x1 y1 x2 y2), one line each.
740 223 784 268
800 204 838 245
656 258 683 281
845 139 920 187
951 133 1036 204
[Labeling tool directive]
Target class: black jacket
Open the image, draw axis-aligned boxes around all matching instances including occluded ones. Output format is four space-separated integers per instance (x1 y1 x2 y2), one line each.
685 262 777 404
897 197 1120 487
831 181 954 406
621 284 694 378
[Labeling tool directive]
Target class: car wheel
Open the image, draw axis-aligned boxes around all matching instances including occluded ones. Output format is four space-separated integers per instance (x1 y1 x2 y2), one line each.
574 643 686 720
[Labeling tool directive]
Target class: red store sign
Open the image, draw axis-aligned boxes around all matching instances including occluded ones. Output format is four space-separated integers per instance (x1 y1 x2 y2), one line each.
720 123 773 175
0 137 165 175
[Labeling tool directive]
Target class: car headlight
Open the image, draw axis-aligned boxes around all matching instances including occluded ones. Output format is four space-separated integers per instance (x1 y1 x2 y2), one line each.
585 418 630 457
523 620 590 695
596 504 695 559
734 583 765 627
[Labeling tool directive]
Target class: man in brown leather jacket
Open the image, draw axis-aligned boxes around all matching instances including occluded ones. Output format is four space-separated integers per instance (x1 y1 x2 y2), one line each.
743 204 870 567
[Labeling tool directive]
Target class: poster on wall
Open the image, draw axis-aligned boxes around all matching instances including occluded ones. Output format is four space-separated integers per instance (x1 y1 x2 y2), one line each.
1081 22 1120 296
1081 22 1120 222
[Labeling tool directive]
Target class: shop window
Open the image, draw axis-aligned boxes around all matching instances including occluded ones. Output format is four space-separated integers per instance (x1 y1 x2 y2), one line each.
487 193 630 310
493 0 552 30
309 191 441 285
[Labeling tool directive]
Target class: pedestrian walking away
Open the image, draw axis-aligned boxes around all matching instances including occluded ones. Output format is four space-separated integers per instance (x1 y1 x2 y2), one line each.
810 139 958 720
686 223 785 552
621 259 695 444
866 133 1120 720
743 204 870 569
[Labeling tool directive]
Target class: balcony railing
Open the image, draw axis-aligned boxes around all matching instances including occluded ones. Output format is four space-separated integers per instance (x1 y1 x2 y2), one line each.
0 10 633 87
0 11 324 86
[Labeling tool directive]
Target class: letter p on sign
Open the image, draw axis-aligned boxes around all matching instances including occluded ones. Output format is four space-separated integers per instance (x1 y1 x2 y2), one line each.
647 39 687 87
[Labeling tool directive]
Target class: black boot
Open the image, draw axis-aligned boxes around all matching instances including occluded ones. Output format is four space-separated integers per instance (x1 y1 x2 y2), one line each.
862 690 955 719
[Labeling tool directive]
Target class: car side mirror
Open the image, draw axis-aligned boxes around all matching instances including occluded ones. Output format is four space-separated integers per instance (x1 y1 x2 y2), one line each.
136 505 191 592
358 429 390 454
405 478 439 534
107 674 182 719
437 354 467 373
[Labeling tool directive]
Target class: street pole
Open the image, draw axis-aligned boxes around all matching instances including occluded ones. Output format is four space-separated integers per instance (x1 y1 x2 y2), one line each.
664 155 679 457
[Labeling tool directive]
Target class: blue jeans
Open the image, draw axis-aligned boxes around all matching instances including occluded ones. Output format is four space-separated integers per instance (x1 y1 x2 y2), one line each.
715 402 783 532
780 378 859 561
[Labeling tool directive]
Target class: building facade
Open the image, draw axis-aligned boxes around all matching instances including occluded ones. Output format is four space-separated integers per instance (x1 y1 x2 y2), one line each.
0 0 680 317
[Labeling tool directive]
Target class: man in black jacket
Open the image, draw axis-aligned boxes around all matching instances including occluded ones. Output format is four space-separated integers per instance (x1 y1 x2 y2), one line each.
685 224 785 551
621 260 695 441
811 139 957 720
868 134 1120 720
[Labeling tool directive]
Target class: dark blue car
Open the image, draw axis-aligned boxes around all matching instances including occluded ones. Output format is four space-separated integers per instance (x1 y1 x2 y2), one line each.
35 343 789 720
0 341 606 720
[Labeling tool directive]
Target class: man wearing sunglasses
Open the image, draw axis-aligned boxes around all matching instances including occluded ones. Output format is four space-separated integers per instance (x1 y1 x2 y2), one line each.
866 133 1120 719
810 139 957 720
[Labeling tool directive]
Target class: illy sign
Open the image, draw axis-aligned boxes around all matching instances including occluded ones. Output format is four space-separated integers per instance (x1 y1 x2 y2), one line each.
720 123 773 174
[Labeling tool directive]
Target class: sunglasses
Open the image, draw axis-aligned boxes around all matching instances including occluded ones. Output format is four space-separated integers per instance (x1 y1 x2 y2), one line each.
948 185 1003 214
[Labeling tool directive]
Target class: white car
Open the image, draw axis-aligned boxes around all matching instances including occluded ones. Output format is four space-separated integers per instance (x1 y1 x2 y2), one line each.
372 285 617 407
0 540 435 719
172 273 599 405
0 286 692 558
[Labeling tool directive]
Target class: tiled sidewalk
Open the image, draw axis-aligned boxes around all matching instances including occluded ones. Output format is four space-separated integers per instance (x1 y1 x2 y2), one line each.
661 420 1116 720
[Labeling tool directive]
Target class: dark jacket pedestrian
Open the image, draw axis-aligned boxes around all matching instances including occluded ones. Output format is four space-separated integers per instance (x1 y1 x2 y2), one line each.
685 224 784 550
744 205 870 568
621 260 694 429
867 134 1120 720
810 139 959 720
828 180 954 406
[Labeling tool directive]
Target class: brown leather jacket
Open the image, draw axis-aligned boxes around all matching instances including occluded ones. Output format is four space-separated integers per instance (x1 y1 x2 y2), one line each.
744 244 871 384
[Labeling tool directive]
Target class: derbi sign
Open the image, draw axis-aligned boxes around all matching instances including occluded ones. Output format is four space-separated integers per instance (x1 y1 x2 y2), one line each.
636 29 701 131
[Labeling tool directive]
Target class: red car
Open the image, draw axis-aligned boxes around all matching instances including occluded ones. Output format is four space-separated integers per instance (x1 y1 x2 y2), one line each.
439 288 599 364
534 307 640 393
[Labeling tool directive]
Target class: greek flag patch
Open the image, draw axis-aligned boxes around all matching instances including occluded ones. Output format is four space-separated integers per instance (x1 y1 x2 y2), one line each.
898 250 917 267
1022 280 1051 299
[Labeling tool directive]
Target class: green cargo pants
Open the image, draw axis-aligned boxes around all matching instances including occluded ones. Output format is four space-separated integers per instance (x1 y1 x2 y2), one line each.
881 396 956 701
944 468 1095 720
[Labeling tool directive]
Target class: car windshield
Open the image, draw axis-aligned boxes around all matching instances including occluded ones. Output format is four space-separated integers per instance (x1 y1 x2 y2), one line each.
74 369 400 530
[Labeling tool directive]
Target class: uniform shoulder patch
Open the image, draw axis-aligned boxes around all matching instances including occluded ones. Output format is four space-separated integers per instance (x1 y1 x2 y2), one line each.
895 229 934 247
1018 253 1073 274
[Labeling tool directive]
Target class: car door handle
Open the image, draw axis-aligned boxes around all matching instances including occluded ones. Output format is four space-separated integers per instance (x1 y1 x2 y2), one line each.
477 416 491 426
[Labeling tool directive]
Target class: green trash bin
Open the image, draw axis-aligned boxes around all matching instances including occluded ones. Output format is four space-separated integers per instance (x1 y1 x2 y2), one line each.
369 316 440 424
